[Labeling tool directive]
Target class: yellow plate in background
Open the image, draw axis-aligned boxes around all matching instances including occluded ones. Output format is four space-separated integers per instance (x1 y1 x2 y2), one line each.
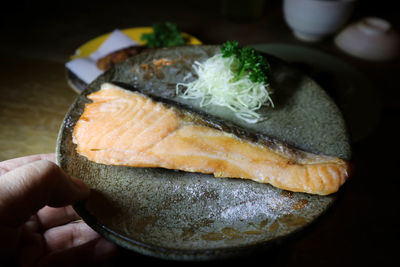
70 27 202 59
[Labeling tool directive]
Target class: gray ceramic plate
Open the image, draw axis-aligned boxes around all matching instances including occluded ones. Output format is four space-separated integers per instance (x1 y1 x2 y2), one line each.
57 45 351 261
251 43 381 142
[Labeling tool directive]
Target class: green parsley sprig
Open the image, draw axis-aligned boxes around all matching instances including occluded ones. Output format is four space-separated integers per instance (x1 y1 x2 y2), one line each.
141 22 185 48
221 41 270 85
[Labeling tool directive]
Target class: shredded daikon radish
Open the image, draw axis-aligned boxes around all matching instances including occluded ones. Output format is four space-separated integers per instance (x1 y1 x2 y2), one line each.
176 54 273 123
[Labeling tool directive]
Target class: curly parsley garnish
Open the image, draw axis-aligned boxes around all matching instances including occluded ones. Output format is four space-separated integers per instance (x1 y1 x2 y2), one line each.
176 41 274 124
221 40 270 85
141 22 185 48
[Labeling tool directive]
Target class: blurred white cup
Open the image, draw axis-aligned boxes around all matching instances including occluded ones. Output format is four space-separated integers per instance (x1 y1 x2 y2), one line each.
335 17 400 61
283 0 357 42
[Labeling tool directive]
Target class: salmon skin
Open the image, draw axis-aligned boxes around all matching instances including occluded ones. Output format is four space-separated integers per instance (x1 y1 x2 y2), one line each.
73 83 351 195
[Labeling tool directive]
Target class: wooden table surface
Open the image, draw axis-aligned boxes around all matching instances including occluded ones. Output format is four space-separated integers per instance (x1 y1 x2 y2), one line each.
0 1 398 266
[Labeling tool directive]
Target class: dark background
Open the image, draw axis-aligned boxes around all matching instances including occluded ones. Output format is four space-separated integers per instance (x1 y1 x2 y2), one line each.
1 1 399 266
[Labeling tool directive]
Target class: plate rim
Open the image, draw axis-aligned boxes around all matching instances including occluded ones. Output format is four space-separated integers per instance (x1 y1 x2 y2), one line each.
66 27 202 93
58 44 346 261
250 43 381 142
71 197 334 261
70 26 202 60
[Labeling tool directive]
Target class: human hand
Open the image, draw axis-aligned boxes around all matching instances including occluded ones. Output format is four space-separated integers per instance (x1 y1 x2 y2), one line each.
0 154 118 266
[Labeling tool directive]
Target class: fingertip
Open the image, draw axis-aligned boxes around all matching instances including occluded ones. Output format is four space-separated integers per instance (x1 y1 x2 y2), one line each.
70 177 91 198
33 160 89 204
93 238 119 261
37 237 119 266
40 153 56 163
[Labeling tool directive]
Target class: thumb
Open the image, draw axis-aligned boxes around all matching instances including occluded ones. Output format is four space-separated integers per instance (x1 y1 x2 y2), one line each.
0 160 90 227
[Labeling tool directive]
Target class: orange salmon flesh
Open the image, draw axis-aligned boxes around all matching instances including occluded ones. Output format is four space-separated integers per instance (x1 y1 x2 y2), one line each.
73 83 351 195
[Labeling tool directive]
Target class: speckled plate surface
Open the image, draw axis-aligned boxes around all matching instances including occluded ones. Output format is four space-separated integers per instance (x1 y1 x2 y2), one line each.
57 45 351 261
250 43 381 142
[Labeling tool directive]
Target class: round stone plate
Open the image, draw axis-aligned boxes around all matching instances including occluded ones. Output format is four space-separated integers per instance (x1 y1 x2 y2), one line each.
56 45 351 261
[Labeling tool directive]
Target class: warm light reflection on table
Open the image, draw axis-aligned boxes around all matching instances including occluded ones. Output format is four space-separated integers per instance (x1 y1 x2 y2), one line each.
0 58 77 161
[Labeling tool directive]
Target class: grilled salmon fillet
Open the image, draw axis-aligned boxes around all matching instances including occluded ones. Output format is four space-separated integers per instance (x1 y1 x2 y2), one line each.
73 83 351 195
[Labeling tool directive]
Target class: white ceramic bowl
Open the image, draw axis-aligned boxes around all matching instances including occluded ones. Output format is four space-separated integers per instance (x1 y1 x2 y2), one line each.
335 17 400 61
283 0 357 42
